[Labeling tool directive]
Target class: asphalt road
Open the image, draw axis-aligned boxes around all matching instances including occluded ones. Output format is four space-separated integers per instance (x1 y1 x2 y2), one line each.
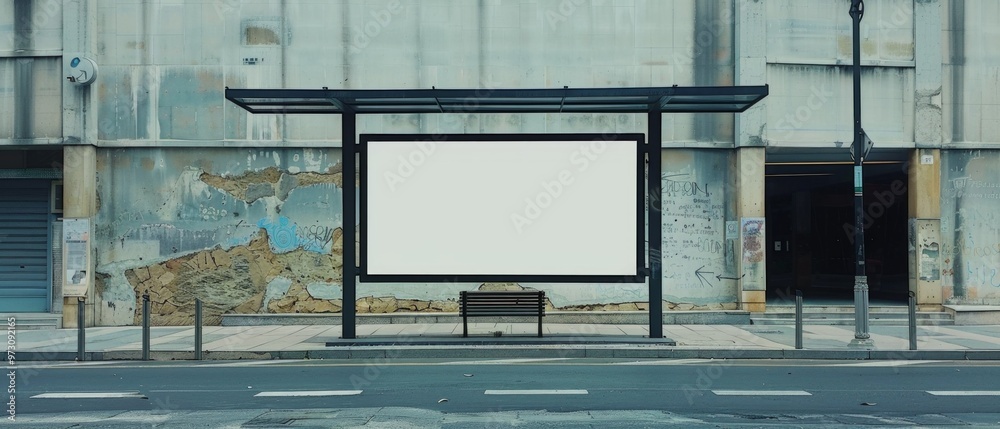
7 358 1000 427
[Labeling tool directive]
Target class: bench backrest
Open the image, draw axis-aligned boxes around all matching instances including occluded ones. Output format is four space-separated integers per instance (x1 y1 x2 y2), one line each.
460 291 546 316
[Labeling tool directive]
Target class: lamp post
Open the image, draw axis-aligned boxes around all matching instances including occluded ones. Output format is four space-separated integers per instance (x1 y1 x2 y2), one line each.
849 0 874 348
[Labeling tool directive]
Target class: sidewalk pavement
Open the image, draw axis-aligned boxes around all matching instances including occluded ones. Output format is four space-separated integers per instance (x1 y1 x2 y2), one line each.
11 322 1000 362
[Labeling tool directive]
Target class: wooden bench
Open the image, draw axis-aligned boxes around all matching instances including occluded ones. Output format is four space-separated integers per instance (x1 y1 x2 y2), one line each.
460 290 546 337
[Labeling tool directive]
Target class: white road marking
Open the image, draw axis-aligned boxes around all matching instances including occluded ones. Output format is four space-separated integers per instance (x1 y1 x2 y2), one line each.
484 389 588 395
254 390 363 397
927 391 1000 396
197 360 310 367
712 390 812 396
613 359 709 365
832 360 944 367
438 358 576 365
31 392 147 399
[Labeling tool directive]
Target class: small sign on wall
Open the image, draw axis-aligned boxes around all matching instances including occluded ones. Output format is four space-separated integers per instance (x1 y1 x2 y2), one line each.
741 217 766 291
63 218 91 297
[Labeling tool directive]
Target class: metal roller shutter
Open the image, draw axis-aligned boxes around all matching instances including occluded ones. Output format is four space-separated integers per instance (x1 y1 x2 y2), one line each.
0 180 51 312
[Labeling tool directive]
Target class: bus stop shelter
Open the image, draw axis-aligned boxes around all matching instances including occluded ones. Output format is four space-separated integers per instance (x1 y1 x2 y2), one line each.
225 85 769 339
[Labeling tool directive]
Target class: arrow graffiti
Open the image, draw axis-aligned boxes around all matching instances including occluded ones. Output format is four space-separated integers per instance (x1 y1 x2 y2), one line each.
694 265 714 288
716 274 745 281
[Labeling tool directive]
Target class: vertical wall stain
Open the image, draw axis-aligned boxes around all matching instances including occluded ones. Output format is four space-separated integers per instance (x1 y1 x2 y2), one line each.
949 0 965 142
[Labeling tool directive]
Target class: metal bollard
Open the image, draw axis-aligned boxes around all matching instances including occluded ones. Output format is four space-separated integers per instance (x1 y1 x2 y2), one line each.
194 299 203 360
77 297 86 361
908 291 917 351
142 293 150 361
795 290 803 350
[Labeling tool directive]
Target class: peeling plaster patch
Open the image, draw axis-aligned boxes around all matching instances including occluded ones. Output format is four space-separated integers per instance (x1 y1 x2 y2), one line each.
199 165 346 205
122 230 346 325
276 173 298 201
264 276 294 310
306 282 341 300
246 182 275 201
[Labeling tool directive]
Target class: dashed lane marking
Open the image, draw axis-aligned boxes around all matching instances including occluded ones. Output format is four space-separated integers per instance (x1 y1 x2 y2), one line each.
254 390 363 397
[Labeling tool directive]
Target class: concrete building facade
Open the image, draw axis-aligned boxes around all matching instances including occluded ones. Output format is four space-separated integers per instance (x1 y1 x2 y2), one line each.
0 0 997 327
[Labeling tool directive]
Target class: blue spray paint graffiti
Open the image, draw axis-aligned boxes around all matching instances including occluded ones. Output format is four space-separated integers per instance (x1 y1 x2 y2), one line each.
256 216 329 254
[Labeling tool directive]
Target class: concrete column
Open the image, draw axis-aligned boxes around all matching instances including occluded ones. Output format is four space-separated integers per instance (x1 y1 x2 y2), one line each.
914 0 943 147
908 149 943 310
736 147 766 312
910 0 944 310
734 0 768 312
734 0 767 148
61 146 97 328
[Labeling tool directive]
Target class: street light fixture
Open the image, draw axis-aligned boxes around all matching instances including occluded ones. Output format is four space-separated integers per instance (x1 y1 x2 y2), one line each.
849 0 874 348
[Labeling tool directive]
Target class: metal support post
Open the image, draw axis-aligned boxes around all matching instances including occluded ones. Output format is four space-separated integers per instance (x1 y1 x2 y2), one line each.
848 0 874 349
142 293 150 361
77 297 86 361
908 291 917 350
342 113 357 339
648 108 663 339
795 290 803 350
195 298 203 360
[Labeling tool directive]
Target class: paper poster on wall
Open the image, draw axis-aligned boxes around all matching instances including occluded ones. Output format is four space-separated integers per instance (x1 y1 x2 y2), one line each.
63 218 91 297
741 217 766 291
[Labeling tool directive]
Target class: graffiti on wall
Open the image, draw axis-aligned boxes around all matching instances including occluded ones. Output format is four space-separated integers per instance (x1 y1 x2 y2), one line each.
741 217 766 291
94 148 349 325
256 216 337 254
660 150 738 304
940 150 1000 303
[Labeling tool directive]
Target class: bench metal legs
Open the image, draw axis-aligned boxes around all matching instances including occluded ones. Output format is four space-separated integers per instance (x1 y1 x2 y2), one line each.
461 316 544 337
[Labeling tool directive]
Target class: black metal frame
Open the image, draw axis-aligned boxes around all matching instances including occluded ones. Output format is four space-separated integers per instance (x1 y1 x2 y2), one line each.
226 86 768 115
358 133 647 284
224 84 770 340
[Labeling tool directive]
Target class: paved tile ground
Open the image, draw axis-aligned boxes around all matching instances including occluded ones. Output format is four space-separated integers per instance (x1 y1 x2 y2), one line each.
11 323 1000 358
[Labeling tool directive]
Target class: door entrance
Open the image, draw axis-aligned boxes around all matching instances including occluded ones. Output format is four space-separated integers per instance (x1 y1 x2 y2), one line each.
765 158 909 303
0 179 53 312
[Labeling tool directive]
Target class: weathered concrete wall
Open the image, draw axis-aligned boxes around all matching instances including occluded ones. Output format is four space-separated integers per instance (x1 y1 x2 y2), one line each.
944 0 1000 145
93 148 347 325
0 0 64 141
92 146 745 326
764 64 914 145
766 0 914 64
89 0 733 146
763 0 917 147
661 149 739 306
940 150 1000 304
0 57 63 139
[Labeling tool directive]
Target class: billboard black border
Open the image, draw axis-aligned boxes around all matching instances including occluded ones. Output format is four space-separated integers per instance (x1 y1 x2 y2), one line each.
358 132 647 284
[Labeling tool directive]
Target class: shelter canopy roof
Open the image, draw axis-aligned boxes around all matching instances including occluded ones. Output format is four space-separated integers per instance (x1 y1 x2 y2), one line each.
225 85 769 115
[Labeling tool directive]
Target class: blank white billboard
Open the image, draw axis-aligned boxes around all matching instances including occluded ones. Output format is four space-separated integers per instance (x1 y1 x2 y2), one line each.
360 134 645 283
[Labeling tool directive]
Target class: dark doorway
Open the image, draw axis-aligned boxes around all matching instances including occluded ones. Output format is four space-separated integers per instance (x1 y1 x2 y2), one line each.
765 159 909 303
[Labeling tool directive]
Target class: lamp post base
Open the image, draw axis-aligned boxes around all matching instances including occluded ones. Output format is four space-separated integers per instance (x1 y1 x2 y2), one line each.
851 275 874 348
848 338 875 349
